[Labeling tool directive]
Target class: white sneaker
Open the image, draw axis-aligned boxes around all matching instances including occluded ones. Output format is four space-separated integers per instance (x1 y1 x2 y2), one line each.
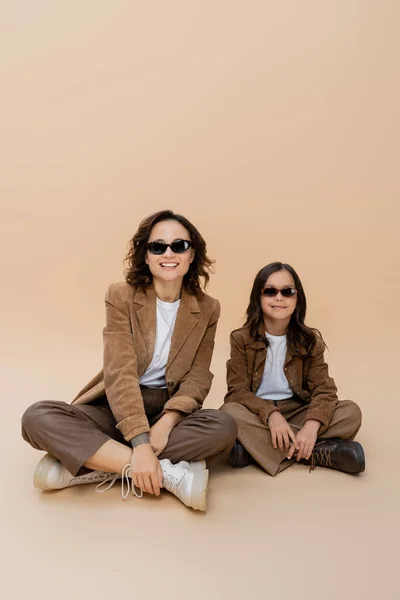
33 453 120 490
96 464 143 500
160 459 209 512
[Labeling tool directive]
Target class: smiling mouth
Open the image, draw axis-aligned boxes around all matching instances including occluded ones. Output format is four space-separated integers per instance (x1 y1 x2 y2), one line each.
160 262 179 268
271 306 287 309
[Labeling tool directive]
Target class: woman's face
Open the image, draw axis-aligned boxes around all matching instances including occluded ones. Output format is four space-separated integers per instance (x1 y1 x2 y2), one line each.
260 269 297 323
145 219 194 284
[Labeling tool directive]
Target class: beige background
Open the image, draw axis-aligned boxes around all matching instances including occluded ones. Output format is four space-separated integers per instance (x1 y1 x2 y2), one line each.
1 2 399 599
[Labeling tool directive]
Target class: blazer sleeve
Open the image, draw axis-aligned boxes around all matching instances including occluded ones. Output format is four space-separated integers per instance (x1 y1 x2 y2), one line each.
225 332 279 424
304 337 338 427
103 284 150 441
162 300 221 415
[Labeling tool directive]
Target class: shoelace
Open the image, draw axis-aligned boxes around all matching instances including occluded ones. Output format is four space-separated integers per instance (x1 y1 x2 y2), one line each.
71 469 114 484
309 446 333 472
95 464 143 499
162 472 182 495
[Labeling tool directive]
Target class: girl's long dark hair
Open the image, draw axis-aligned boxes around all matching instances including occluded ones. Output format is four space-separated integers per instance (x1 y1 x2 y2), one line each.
124 210 214 295
245 262 325 353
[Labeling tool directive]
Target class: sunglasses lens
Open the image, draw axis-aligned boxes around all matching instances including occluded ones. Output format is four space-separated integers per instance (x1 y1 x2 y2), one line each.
170 240 191 254
281 288 296 297
262 288 278 297
147 242 167 255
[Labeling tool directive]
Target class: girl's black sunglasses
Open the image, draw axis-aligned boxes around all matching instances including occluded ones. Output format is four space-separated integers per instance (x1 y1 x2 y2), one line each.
261 286 297 298
146 239 192 255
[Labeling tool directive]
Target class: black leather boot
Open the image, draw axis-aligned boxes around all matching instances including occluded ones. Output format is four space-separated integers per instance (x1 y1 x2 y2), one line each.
306 438 365 474
229 440 254 468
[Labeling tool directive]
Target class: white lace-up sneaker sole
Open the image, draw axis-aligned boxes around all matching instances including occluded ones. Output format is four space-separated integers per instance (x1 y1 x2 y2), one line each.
33 453 118 490
187 460 209 512
160 459 209 512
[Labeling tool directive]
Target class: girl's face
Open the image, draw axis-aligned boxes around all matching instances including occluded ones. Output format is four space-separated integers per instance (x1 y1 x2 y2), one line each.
260 269 297 324
145 219 194 284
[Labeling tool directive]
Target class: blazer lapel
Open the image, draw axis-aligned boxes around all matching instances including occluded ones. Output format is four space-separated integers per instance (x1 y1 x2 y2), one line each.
167 288 200 370
133 286 157 369
250 323 267 374
284 343 307 367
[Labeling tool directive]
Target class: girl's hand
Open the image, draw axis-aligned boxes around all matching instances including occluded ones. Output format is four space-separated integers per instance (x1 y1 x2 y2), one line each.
294 419 321 461
150 411 182 457
268 411 298 453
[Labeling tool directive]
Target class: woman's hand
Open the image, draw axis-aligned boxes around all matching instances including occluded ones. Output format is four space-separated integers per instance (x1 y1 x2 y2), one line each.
130 444 163 496
268 411 298 454
294 419 321 461
150 411 182 457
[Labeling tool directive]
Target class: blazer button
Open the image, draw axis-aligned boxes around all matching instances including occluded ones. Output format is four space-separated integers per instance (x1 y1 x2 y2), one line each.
255 371 259 376
167 381 174 387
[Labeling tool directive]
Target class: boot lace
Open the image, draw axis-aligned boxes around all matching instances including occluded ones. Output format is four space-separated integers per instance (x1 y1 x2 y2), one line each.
95 464 143 499
310 445 333 472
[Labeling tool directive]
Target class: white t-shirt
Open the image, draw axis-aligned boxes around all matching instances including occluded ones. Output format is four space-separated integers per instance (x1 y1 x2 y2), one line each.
139 298 180 388
255 332 293 401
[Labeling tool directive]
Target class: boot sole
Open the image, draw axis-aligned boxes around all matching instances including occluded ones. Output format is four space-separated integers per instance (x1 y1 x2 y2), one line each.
351 442 366 474
33 453 59 490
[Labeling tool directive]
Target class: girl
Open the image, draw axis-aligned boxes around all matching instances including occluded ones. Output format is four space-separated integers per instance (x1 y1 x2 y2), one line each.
22 210 237 511
221 262 364 476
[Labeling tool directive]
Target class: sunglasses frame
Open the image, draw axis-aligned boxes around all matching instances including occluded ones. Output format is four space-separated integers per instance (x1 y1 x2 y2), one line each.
261 286 297 298
146 239 192 255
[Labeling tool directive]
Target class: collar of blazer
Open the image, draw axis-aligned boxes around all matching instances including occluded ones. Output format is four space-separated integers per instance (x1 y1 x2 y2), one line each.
248 322 308 367
250 340 307 357
132 283 201 371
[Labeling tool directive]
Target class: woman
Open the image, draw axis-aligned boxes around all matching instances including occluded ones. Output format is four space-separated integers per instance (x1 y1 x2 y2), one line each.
221 262 364 476
22 210 237 511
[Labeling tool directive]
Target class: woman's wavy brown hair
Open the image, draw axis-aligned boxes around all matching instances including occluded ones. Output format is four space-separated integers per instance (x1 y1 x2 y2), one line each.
124 210 215 295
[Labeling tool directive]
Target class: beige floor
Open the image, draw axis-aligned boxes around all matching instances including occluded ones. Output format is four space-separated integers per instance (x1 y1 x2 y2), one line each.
3 358 398 600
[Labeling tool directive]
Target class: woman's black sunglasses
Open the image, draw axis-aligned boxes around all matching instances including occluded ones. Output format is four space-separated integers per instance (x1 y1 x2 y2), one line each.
146 239 192 255
261 286 297 298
